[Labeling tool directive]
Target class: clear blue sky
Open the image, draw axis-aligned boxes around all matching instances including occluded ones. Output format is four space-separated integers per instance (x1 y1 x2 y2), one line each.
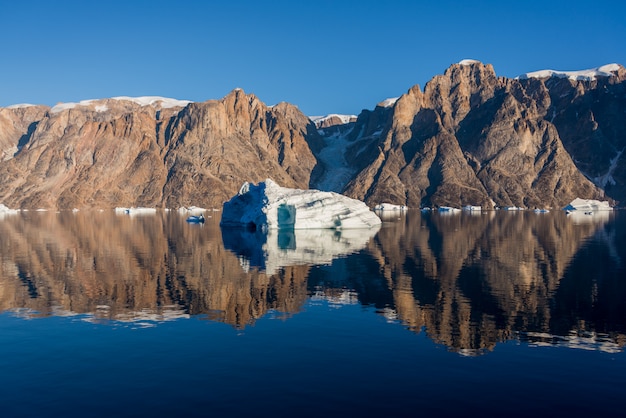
1 0 624 116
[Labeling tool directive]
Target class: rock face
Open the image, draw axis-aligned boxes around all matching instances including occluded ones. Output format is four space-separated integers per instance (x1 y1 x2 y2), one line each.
220 179 382 230
1 61 625 209
339 61 625 209
0 91 321 209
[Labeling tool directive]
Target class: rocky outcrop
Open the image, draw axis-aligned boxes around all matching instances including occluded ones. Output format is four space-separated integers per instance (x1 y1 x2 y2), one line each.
0 105 48 161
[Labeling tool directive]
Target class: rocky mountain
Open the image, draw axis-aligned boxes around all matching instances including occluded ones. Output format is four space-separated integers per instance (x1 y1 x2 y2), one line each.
1 61 625 210
0 91 322 209
340 61 626 208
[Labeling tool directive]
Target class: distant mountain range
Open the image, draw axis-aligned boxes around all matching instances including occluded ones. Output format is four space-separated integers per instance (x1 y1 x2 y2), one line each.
1 60 625 210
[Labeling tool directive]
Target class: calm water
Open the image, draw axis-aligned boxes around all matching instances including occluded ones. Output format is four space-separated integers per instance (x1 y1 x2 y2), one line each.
0 209 624 417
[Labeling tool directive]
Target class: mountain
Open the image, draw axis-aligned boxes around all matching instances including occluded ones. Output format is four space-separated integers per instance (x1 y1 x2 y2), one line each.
0 91 322 209
1 61 625 210
337 61 625 208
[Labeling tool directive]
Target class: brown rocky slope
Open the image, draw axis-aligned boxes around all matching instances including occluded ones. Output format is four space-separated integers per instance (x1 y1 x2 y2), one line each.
0 90 321 209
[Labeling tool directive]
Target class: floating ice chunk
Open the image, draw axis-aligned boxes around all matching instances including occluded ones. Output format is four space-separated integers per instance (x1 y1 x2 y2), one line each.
0 203 19 216
563 198 612 212
220 179 381 230
374 203 407 211
114 207 157 215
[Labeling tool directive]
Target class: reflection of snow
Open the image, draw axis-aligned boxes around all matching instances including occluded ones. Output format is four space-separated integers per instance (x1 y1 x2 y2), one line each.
566 210 612 225
310 288 359 307
261 227 379 275
9 305 190 327
521 330 621 353
224 227 380 275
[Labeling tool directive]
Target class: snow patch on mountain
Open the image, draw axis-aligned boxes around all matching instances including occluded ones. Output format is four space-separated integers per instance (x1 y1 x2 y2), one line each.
50 96 192 113
5 103 39 109
310 114 357 126
378 97 399 107
458 59 481 65
517 64 621 81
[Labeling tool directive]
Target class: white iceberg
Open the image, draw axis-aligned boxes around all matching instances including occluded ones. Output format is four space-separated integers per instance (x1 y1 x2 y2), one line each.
563 198 612 212
114 207 158 215
374 203 407 211
0 203 19 216
220 179 381 230
438 206 461 213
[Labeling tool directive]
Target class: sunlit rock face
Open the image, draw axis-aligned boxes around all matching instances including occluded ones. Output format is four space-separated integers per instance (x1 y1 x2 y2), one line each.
220 179 382 230
0 91 321 210
342 61 622 209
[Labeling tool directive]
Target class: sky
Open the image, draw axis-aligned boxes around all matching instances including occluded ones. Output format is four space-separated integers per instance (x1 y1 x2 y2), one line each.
1 0 625 116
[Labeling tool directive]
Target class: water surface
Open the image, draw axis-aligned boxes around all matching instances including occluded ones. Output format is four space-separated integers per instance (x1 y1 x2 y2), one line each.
0 209 624 416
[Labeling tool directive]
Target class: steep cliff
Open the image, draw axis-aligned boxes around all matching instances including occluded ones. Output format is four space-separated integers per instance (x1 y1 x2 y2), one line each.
341 61 622 208
0 91 321 209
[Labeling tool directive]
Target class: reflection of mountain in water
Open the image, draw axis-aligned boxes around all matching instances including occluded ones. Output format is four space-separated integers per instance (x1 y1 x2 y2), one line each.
365 210 626 354
222 226 380 275
0 211 309 329
0 209 624 354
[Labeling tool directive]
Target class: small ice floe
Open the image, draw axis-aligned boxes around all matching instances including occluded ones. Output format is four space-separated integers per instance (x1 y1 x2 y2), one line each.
374 203 407 211
0 203 19 216
462 205 481 212
115 207 157 215
533 208 550 213
178 205 207 214
438 206 461 213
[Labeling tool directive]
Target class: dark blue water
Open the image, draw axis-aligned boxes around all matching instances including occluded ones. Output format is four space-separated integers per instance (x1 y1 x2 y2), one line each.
0 209 624 417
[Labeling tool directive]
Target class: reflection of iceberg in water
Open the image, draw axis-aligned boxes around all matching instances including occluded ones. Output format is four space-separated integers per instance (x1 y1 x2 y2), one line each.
222 226 380 275
519 330 621 354
566 209 613 225
8 304 190 328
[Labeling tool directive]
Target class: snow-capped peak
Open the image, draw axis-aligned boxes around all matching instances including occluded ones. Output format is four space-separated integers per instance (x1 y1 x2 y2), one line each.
516 63 621 81
458 59 481 66
310 114 357 125
49 96 192 114
378 97 398 107
5 103 39 109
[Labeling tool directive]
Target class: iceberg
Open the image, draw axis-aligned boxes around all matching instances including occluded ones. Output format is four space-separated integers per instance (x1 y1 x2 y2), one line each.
220 179 381 230
0 203 19 216
374 203 407 211
114 207 157 215
563 198 612 212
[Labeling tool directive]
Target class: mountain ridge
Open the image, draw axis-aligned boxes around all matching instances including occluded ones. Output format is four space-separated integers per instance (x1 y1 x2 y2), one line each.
1 61 625 210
